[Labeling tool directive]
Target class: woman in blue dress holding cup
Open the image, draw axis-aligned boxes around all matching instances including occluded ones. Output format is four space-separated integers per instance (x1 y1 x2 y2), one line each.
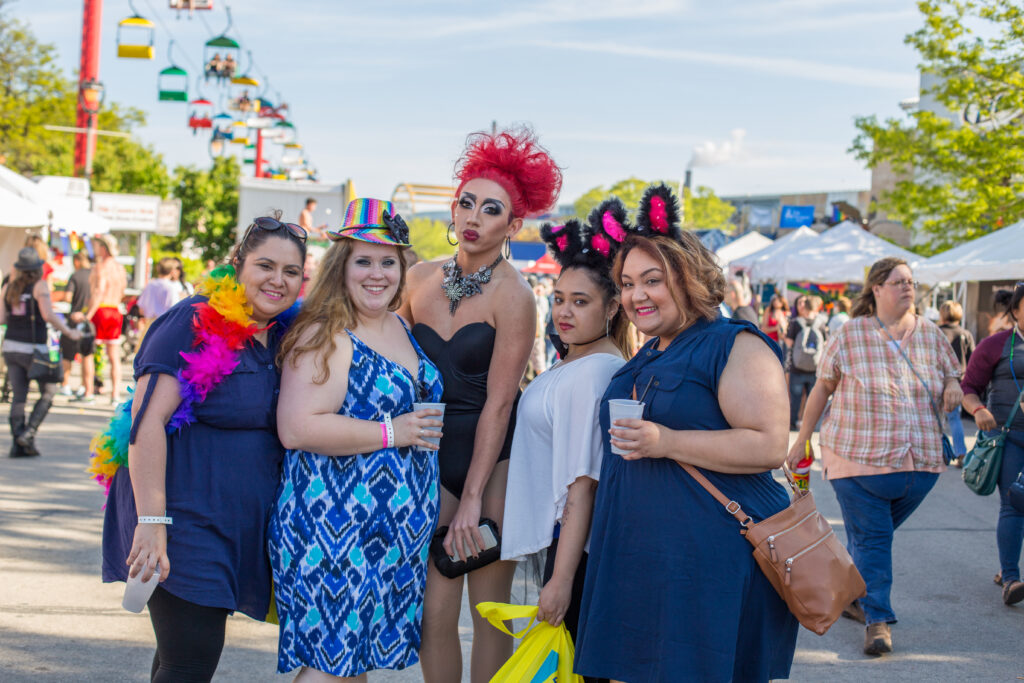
269 199 444 679
574 185 798 683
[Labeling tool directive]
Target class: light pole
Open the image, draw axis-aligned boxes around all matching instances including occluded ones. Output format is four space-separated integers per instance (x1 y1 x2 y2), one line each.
75 0 103 179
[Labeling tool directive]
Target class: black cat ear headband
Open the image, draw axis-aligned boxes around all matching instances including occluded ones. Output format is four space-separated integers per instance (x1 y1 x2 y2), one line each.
541 198 630 272
540 183 683 272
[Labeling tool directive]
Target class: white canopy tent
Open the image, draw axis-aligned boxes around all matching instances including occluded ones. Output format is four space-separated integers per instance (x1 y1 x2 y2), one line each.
771 221 920 283
0 164 111 235
731 226 820 282
917 219 1024 285
714 231 773 270
0 185 48 229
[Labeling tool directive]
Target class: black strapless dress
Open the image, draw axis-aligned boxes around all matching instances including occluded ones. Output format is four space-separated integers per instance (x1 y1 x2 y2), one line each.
412 322 518 498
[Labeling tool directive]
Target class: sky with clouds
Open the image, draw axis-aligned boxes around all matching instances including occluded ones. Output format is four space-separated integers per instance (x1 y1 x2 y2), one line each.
15 0 924 204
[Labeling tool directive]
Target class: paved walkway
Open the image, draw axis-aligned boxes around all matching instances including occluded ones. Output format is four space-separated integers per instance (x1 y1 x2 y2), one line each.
0 393 1020 681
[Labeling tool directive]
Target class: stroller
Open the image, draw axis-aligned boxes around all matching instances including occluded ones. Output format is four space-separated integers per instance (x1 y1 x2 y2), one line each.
120 295 143 364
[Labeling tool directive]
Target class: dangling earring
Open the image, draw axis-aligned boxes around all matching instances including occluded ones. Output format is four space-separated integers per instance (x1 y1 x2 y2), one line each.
606 317 610 337
503 236 511 260
447 222 458 246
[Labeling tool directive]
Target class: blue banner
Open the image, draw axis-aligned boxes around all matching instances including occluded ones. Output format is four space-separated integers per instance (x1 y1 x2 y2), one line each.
779 205 815 228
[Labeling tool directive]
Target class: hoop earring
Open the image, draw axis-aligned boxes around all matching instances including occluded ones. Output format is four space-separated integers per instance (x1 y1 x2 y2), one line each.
503 236 511 260
446 222 458 246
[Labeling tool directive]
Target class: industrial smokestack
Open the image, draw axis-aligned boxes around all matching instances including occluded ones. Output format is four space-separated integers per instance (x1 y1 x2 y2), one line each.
684 169 692 190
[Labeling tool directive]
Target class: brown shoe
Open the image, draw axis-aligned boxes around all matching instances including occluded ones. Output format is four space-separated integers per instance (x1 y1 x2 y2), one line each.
842 600 866 624
994 571 1003 587
864 622 892 656
1003 580 1024 606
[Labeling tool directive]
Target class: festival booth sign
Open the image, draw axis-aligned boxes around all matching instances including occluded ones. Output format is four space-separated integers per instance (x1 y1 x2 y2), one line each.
714 231 773 270
775 221 920 283
916 219 1024 285
732 226 820 283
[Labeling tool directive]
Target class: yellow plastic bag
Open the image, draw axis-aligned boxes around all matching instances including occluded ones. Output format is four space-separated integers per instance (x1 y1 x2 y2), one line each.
476 601 583 683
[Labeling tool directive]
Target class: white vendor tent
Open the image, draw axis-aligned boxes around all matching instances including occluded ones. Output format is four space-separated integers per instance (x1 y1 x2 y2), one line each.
774 221 920 283
714 231 773 269
917 219 1024 285
0 185 48 229
0 164 111 236
731 226 820 282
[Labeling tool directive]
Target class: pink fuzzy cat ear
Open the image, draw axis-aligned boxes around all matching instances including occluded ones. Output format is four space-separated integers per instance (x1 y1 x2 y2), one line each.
540 219 584 265
636 184 681 241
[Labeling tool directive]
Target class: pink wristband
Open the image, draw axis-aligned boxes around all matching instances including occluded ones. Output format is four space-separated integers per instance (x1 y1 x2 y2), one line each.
380 421 389 448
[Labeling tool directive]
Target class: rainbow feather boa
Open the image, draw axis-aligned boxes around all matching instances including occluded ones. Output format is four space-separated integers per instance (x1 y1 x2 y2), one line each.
87 265 263 494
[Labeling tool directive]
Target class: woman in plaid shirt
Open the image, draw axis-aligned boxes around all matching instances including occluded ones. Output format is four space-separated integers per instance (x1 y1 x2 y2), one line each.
786 256 962 657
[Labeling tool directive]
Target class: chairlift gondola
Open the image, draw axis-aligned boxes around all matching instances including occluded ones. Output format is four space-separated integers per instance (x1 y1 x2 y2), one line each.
203 8 240 82
188 98 213 132
170 0 213 17
158 42 189 101
117 3 155 60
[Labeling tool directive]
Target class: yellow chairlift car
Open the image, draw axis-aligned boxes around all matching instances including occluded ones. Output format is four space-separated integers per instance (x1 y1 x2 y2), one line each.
117 4 155 60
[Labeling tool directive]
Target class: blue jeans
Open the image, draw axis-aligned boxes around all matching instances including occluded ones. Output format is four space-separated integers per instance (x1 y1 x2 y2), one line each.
789 370 816 428
996 433 1024 583
830 471 939 625
947 409 966 456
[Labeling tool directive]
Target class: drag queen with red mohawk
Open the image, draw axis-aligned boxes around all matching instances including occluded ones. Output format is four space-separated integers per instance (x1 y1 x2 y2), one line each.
400 126 562 682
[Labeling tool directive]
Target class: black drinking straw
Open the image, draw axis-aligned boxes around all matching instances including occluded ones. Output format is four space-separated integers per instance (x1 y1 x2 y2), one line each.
636 376 655 404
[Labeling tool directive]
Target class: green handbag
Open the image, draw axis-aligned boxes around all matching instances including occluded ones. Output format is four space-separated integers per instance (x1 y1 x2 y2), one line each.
963 385 1024 496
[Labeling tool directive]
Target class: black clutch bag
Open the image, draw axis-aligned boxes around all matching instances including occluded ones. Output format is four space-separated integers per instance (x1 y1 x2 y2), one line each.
429 517 501 579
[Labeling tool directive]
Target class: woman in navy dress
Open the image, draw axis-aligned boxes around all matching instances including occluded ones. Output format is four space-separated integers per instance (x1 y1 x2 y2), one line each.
102 218 306 682
575 185 798 683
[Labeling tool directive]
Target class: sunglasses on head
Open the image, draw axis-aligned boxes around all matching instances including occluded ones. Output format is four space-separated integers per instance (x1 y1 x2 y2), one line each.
245 216 307 243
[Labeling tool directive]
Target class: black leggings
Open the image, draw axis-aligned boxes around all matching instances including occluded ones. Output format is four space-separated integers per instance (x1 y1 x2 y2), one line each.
3 351 57 422
148 587 229 683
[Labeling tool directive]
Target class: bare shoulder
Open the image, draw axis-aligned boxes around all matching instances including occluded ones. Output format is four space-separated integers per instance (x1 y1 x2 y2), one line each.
408 259 442 285
494 262 534 309
727 330 783 370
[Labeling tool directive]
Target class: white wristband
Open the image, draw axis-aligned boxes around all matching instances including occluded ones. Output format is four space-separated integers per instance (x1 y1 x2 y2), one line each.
383 413 395 450
138 515 173 525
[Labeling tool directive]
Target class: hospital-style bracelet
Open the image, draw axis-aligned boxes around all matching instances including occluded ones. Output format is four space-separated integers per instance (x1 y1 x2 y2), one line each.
383 413 395 449
380 421 389 449
138 516 173 525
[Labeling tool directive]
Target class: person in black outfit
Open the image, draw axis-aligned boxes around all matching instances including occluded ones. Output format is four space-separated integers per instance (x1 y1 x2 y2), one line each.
1 248 82 457
58 250 96 401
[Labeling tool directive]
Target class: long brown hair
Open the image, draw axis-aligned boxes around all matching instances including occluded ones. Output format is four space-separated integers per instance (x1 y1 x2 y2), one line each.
851 256 908 318
4 268 41 309
612 233 726 330
278 239 407 383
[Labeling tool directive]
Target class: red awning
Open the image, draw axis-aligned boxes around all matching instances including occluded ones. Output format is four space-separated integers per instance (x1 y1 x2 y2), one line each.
521 253 560 274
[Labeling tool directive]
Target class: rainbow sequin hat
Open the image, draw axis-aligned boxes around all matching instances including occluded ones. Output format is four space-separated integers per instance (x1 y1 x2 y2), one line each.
328 198 411 246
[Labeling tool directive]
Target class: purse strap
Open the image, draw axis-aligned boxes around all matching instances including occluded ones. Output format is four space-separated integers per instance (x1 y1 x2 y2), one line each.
679 463 754 531
876 316 948 438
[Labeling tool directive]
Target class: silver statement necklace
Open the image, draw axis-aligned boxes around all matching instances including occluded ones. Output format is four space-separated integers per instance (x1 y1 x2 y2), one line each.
441 251 503 315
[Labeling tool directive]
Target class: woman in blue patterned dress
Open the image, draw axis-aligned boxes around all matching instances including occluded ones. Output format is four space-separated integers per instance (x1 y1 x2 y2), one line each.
269 199 445 681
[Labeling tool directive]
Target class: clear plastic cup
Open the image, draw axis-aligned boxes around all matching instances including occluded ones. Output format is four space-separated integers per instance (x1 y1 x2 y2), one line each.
608 399 645 455
122 565 161 613
412 402 445 447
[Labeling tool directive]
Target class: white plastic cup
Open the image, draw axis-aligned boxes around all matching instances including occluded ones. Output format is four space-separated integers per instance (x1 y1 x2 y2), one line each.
412 402 446 447
122 565 161 613
608 399 645 455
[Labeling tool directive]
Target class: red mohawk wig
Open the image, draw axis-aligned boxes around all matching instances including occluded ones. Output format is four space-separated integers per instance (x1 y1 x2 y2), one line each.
454 126 563 218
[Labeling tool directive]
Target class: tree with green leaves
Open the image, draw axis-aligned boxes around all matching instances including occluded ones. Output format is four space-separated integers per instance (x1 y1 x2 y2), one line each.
573 178 735 231
851 0 1024 251
155 157 240 263
407 217 453 261
0 2 170 197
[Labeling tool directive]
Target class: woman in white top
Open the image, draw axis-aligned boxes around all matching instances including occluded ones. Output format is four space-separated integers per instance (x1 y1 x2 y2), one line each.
502 201 632 653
